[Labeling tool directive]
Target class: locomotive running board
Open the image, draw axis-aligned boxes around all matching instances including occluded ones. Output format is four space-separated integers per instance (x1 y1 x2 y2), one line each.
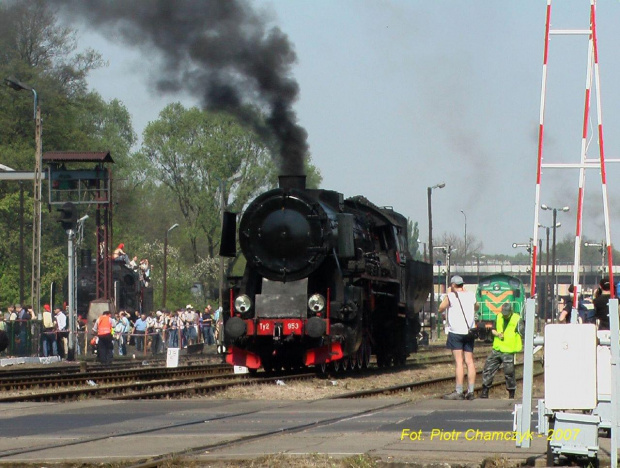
304 342 343 366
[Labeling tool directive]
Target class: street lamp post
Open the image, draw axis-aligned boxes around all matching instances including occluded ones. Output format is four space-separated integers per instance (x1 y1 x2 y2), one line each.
427 182 445 340
538 238 543 330
217 179 227 309
433 245 452 339
162 223 179 308
474 254 485 283
5 77 42 318
444 246 454 291
19 181 24 305
541 204 569 320
66 214 88 361
539 223 560 321
460 210 467 263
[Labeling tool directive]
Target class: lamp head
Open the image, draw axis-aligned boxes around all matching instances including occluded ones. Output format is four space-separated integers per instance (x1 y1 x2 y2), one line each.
4 77 30 91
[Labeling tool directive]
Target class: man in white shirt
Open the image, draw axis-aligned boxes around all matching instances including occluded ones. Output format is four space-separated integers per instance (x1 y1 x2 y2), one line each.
54 307 68 358
183 305 198 346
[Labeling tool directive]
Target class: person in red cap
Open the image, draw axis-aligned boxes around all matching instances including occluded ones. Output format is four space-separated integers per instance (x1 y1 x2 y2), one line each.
112 243 130 265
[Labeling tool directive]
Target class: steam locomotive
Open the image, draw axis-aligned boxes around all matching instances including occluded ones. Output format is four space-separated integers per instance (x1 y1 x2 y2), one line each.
75 250 153 318
220 175 432 371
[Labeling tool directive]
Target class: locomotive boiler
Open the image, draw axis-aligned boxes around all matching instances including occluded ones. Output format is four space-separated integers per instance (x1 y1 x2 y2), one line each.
220 175 432 371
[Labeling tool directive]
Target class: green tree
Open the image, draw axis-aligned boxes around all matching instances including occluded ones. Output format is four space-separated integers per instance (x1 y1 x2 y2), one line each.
0 0 105 152
0 1 127 308
138 103 277 262
407 219 422 260
437 232 483 267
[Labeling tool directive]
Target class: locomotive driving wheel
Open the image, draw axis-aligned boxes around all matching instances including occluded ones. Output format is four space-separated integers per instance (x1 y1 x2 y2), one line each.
355 346 363 369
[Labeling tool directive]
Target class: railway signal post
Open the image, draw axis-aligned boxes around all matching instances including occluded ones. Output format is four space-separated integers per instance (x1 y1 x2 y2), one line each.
58 202 77 360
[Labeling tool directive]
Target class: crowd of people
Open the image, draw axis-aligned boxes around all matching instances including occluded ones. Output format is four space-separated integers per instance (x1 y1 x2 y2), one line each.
1 304 35 356
0 304 74 358
558 277 613 327
91 304 224 363
0 303 224 362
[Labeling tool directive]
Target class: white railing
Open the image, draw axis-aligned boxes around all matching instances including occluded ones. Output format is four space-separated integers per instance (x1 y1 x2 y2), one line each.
436 263 615 276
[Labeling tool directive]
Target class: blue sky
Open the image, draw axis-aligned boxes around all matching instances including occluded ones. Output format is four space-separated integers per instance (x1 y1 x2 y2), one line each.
75 1 620 255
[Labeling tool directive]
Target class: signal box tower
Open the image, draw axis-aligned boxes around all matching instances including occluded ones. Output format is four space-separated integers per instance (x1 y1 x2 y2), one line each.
516 1 620 466
43 151 114 301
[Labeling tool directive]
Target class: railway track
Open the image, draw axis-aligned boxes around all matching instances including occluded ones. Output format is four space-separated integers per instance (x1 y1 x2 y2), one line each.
0 345 494 402
124 364 542 468
110 372 317 400
0 362 231 391
327 360 544 399
0 352 476 396
0 371 316 402
0 354 217 378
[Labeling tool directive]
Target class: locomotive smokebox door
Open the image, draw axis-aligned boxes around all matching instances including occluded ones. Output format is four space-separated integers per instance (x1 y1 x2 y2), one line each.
256 278 308 319
337 213 355 259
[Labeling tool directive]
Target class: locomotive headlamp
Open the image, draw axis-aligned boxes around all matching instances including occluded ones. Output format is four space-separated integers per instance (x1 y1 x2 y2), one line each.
308 294 326 312
234 295 252 313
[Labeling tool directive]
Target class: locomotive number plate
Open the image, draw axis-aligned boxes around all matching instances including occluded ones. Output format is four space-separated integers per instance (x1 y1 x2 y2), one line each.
255 319 303 336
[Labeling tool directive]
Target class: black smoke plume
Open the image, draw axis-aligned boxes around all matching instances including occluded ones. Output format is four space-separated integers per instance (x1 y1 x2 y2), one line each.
54 0 308 175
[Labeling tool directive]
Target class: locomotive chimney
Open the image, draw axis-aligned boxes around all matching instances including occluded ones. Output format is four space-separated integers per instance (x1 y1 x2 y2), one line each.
278 175 306 191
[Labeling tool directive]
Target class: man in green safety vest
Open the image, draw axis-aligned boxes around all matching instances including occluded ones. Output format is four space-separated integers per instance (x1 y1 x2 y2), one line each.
480 302 522 399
